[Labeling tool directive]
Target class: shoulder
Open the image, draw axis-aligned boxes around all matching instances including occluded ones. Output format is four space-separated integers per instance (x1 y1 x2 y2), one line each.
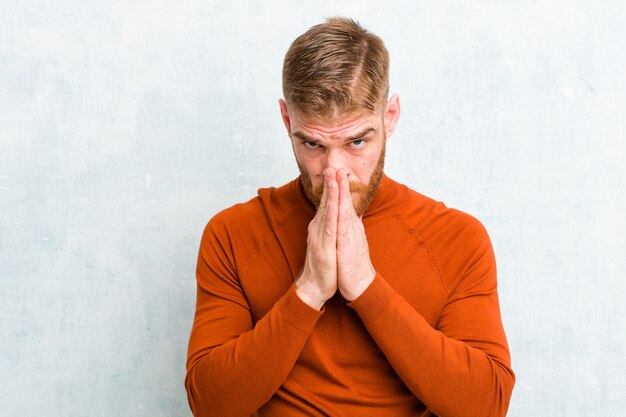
398 184 491 248
199 178 304 253
396 184 495 295
200 193 269 249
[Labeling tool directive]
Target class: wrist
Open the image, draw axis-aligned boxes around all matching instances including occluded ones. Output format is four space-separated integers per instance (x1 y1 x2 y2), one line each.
295 285 327 310
341 269 376 302
295 274 332 310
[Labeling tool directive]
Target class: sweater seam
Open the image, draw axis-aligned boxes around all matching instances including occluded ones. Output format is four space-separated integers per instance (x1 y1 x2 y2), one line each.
282 313 317 335
237 205 304 278
394 213 450 299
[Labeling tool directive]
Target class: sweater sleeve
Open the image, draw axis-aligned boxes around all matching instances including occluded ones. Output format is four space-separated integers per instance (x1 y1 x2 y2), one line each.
184 216 324 417
347 219 515 417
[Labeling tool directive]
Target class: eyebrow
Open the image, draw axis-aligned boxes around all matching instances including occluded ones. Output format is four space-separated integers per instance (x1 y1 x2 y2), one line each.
292 127 377 143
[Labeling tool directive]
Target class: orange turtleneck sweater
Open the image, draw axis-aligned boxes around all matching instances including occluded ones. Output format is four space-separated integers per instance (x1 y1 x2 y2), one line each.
185 175 514 417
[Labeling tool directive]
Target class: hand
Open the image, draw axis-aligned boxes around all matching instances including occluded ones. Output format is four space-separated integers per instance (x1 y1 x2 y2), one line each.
336 169 376 301
295 168 339 310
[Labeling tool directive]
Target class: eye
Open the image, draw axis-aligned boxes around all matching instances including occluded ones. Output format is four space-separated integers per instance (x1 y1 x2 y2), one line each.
303 141 320 149
350 139 366 148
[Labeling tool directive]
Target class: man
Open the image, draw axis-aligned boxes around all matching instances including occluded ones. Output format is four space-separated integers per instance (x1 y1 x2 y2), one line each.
185 17 515 417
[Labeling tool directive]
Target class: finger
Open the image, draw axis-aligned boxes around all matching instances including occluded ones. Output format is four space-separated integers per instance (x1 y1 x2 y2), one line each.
317 168 333 214
325 176 339 239
317 171 328 213
338 169 354 223
336 169 350 246
315 171 330 225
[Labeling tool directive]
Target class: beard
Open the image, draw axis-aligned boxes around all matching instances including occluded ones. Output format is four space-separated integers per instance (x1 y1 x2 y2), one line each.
298 143 386 217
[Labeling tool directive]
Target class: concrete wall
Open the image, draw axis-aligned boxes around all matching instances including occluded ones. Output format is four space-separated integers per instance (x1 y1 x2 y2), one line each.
1 1 625 415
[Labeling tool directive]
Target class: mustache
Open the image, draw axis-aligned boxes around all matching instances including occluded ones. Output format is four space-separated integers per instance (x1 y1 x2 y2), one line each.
312 181 368 197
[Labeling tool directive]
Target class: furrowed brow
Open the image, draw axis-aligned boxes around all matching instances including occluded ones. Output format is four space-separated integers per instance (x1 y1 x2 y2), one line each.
292 131 318 142
292 127 376 143
346 127 376 141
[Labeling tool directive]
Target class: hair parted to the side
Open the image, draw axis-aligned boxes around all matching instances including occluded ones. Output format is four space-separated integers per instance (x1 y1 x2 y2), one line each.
282 17 389 119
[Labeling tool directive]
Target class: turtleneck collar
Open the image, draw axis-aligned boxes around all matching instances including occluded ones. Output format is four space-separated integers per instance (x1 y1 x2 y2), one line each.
257 173 408 279
291 173 404 220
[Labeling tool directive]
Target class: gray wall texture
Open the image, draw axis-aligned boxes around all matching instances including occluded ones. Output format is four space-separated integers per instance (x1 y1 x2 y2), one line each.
1 1 625 416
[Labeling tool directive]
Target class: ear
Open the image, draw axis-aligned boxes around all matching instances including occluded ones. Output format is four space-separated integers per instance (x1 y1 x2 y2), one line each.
279 99 292 136
383 93 400 139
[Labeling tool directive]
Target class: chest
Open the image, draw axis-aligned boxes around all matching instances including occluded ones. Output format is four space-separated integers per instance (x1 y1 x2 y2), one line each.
238 218 446 328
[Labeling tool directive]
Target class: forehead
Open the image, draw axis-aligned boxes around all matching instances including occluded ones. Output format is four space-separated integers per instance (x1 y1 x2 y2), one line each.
291 110 380 138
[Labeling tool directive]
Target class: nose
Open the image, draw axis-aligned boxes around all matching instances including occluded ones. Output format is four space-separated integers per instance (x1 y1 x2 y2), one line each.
324 147 346 172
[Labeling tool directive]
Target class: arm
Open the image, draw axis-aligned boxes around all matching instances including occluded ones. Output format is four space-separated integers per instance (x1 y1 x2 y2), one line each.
184 217 323 417
347 221 515 417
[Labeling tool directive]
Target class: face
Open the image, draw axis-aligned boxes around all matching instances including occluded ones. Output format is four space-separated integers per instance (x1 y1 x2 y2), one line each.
279 95 400 216
293 117 387 217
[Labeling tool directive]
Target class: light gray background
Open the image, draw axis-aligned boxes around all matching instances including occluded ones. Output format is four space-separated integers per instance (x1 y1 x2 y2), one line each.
1 1 625 416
